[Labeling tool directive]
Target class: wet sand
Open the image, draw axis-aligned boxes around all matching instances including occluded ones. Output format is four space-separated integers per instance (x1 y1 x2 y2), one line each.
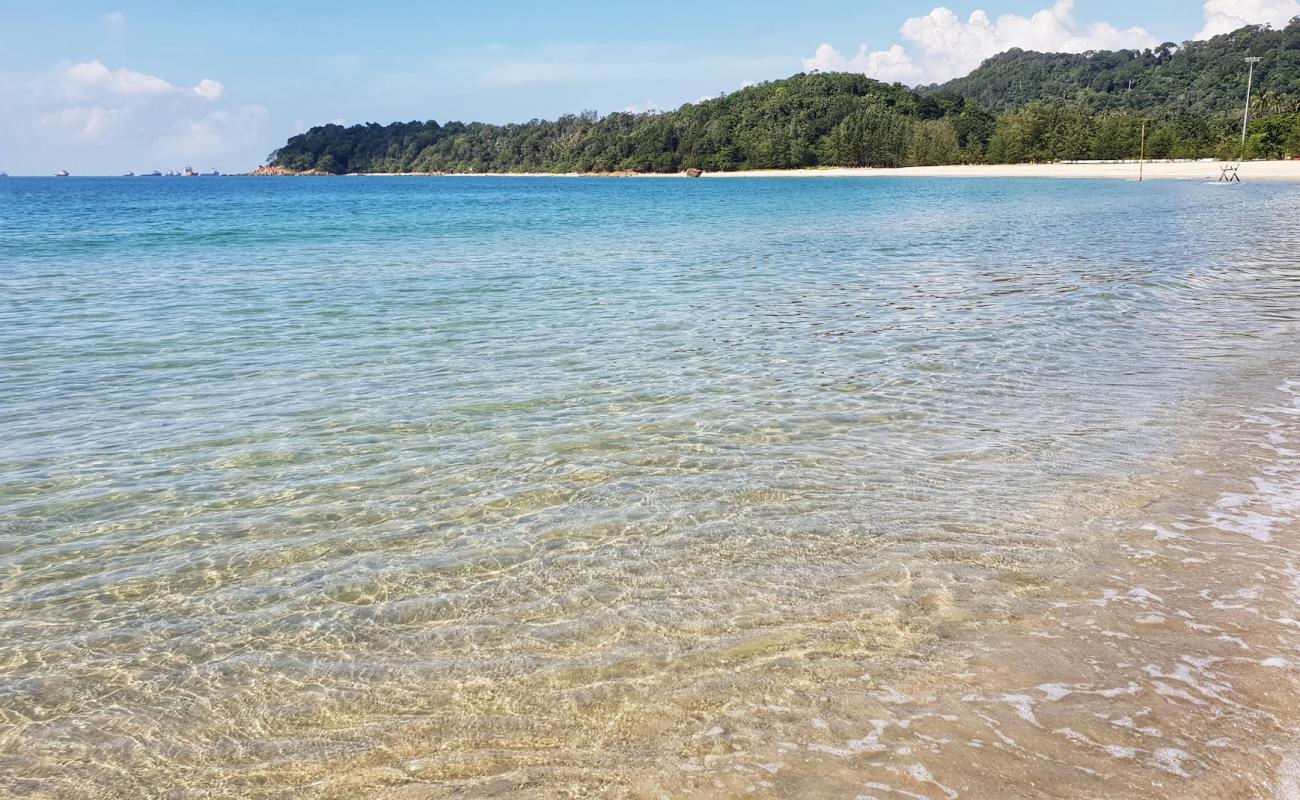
305 371 1300 800
633 374 1300 799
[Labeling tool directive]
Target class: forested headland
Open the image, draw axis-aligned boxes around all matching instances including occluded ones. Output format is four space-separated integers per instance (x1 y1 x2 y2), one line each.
267 19 1300 174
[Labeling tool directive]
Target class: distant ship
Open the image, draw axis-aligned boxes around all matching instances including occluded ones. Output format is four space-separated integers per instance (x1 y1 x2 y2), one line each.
54 169 69 177
0 171 7 177
146 170 162 177
207 168 221 176
123 171 135 177
165 170 178 177
183 165 198 177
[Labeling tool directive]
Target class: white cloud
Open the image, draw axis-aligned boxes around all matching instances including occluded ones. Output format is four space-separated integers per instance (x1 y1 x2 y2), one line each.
41 105 127 140
63 61 174 97
2 59 270 173
740 79 757 89
103 11 126 30
804 0 1156 84
1197 0 1300 38
157 105 270 161
623 99 658 114
64 64 228 106
193 79 224 101
811 43 925 84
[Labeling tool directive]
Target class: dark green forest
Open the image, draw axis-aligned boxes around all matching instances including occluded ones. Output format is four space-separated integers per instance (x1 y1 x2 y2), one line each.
268 19 1300 174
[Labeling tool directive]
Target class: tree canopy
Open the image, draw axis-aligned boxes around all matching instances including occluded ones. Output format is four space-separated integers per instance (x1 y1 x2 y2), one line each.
267 19 1300 174
933 19 1300 115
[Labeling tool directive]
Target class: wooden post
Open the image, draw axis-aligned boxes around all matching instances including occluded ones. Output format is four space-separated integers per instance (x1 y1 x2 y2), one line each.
1138 122 1146 182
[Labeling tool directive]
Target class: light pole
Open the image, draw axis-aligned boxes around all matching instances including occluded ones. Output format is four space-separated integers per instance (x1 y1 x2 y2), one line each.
1240 57 1262 161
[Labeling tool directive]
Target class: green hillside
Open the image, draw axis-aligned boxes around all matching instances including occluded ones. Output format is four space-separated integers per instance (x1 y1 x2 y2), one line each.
269 73 995 174
266 20 1300 174
932 19 1300 114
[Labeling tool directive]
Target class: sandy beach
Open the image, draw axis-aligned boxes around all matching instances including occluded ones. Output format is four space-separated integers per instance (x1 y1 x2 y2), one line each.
701 160 1300 181
342 160 1300 181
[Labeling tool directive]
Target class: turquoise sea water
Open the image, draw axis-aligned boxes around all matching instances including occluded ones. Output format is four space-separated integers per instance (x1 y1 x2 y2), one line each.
3 176 1300 798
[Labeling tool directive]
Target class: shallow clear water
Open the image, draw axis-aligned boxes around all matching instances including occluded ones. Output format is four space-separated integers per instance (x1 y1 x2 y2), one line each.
2 176 1299 798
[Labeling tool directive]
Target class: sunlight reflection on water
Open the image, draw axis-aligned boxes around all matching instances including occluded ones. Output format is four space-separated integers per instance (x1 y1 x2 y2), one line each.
2 176 1299 798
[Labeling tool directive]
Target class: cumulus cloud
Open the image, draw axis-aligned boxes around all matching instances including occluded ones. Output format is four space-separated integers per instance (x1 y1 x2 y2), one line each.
1197 0 1300 38
811 43 926 84
2 60 269 172
61 62 226 104
41 105 127 140
193 78 224 101
806 0 1300 85
804 0 1156 84
63 61 174 97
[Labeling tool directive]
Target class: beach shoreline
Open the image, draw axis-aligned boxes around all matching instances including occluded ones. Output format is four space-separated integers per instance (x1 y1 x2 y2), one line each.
698 159 1300 181
252 160 1300 181
7 174 1300 799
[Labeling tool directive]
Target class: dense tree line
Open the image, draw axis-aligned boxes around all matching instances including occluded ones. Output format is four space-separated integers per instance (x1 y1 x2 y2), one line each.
271 74 998 173
987 105 1300 161
268 20 1300 174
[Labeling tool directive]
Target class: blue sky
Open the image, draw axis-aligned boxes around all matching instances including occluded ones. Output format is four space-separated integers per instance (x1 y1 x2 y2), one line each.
0 1 1294 173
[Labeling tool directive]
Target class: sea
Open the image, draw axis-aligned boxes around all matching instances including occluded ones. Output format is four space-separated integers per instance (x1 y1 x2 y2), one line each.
2 175 1300 799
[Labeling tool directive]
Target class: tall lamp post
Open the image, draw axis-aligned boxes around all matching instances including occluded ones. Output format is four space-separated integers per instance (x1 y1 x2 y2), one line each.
1240 57 1263 162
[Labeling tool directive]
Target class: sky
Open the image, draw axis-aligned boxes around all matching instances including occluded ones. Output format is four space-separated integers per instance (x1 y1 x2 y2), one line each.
0 0 1296 174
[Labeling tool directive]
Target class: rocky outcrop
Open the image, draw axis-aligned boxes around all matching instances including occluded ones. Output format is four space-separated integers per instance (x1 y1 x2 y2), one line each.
685 168 703 178
248 165 331 176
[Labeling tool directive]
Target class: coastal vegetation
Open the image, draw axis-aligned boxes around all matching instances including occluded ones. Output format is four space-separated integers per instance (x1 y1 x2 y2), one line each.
268 19 1300 174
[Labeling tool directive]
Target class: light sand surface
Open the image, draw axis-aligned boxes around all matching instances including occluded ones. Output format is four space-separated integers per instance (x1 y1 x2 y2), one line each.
354 161 1300 181
699 160 1300 181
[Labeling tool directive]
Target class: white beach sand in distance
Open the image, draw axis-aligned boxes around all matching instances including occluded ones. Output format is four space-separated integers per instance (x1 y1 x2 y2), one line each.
355 160 1300 181
696 159 1300 181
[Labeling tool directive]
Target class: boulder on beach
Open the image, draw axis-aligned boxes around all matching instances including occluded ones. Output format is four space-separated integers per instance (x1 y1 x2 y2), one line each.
686 168 703 178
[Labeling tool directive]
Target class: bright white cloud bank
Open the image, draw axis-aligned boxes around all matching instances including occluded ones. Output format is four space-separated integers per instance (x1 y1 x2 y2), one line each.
806 0 1299 85
805 0 1154 84
1198 0 1300 38
2 60 264 172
